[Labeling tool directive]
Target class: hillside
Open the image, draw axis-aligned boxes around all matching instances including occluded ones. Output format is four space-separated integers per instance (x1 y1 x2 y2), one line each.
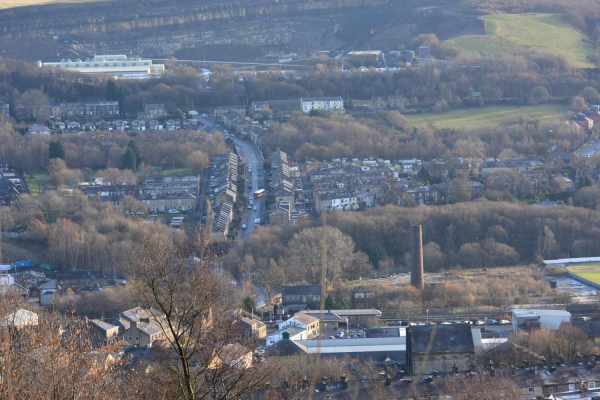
0 0 483 61
448 13 596 69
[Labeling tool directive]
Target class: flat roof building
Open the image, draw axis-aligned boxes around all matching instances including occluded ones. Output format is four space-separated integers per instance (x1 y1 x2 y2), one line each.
39 55 165 79
512 309 572 333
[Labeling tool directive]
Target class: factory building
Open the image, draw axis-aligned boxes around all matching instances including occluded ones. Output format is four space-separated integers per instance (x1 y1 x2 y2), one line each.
39 55 165 79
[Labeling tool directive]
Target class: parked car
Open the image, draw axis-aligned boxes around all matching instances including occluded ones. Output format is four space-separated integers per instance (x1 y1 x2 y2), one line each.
254 218 260 224
336 332 344 338
242 224 247 229
440 322 451 325
253 206 257 211
357 331 364 337
499 319 511 325
328 336 336 339
168 209 179 214
248 204 252 209
475 320 486 326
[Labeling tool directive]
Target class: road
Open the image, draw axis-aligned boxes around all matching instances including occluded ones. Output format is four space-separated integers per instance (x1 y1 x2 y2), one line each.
231 136 264 239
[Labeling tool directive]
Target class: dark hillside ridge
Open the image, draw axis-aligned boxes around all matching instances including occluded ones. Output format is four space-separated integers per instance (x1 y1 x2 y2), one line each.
0 0 483 61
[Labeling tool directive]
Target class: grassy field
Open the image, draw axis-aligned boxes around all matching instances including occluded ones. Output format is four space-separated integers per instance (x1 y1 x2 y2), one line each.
448 13 596 69
27 172 49 197
406 104 568 131
568 263 600 284
0 0 103 9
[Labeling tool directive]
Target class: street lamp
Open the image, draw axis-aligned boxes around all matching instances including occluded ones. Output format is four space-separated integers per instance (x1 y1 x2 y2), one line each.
426 309 429 325
324 323 327 337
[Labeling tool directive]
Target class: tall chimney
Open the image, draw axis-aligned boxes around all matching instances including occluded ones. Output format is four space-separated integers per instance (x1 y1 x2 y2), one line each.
410 225 424 289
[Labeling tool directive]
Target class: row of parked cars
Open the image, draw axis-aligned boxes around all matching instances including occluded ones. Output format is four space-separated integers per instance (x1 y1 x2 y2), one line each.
327 330 364 339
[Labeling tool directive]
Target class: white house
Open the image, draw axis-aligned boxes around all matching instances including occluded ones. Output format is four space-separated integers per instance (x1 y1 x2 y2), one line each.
278 314 320 338
301 96 344 114
267 326 308 346
28 125 50 135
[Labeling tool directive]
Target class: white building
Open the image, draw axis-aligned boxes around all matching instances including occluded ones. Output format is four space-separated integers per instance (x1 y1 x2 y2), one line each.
301 96 344 114
511 309 572 333
39 55 165 79
278 314 320 339
266 326 308 346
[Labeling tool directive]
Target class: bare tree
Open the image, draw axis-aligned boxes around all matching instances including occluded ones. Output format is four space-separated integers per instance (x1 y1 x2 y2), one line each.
128 224 273 400
287 226 358 285
444 368 521 399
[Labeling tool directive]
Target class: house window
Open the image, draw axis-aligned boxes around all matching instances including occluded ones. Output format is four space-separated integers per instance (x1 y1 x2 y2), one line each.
589 382 596 389
569 384 576 392
528 388 534 394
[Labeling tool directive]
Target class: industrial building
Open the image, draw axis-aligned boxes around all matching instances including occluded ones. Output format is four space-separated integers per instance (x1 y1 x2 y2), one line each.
39 55 165 79
511 309 572 333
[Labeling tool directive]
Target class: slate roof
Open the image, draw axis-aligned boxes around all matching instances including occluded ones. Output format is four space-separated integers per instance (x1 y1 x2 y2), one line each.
365 327 403 338
266 339 305 356
303 312 342 322
410 324 474 354
282 285 321 296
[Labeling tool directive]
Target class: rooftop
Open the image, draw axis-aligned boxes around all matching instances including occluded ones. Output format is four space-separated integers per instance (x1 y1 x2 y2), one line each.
282 285 321 296
410 324 474 354
290 314 319 325
512 309 572 318
270 326 306 337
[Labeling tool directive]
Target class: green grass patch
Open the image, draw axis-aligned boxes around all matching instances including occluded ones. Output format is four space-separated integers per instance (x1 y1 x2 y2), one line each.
163 168 195 177
568 263 600 284
27 171 49 197
448 13 596 69
407 104 568 131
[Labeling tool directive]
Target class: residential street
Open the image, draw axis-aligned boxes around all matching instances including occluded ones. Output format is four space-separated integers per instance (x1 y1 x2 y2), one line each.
231 136 264 239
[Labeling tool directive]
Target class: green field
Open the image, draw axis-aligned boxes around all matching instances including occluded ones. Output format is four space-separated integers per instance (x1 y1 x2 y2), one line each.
406 104 568 131
568 263 600 284
449 13 596 69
